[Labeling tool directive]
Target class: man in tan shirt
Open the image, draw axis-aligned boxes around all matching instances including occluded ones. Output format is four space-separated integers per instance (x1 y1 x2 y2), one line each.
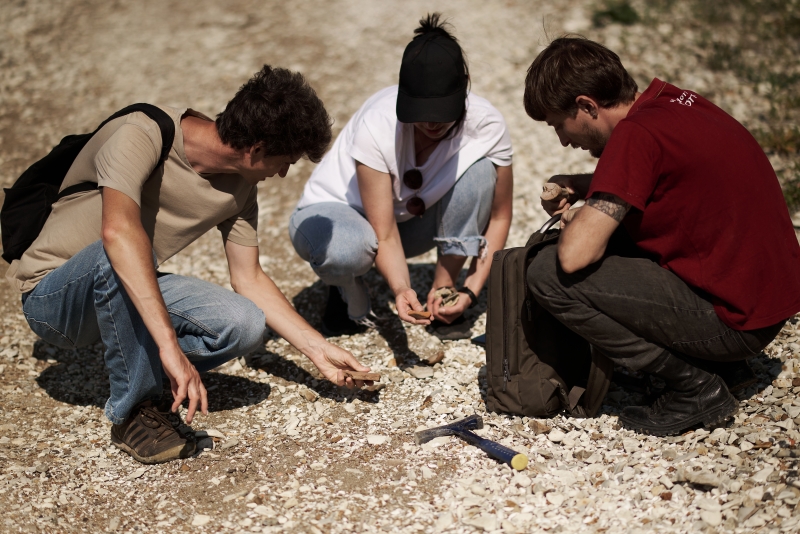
10 66 372 464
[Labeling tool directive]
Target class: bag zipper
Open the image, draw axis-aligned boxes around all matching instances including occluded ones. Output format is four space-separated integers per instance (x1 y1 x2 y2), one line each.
502 250 511 392
499 215 561 396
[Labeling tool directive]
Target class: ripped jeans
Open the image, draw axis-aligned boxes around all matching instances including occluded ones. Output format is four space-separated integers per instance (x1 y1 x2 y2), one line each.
289 158 496 319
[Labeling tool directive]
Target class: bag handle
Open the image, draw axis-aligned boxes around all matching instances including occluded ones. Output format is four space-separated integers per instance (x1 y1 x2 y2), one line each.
538 213 562 234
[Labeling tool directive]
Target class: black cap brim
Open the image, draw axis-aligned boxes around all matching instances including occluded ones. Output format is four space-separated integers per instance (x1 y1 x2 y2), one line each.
396 88 466 124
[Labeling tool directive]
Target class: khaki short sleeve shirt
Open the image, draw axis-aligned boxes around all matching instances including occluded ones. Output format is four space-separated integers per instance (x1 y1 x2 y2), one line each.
6 106 259 293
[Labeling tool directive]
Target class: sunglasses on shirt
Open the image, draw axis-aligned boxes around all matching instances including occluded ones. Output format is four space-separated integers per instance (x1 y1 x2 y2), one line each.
403 169 425 217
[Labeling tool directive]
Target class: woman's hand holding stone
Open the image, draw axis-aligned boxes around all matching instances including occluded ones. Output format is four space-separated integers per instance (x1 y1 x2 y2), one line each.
428 287 468 324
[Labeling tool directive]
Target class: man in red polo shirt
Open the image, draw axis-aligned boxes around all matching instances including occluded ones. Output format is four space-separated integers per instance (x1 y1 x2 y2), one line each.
523 37 800 435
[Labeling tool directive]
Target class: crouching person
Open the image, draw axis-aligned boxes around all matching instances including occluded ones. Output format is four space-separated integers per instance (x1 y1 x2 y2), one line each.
523 37 800 435
6 65 372 463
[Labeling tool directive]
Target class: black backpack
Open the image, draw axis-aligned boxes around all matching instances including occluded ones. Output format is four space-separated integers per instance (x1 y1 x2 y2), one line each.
1 103 175 263
485 214 614 418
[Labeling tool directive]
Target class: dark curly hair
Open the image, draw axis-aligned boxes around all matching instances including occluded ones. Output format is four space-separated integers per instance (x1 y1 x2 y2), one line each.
216 65 332 162
524 36 637 121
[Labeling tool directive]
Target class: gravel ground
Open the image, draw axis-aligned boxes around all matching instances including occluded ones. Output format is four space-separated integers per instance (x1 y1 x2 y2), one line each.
1 1 799 533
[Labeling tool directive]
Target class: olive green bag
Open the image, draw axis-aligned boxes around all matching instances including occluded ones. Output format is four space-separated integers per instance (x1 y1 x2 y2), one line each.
485 215 613 418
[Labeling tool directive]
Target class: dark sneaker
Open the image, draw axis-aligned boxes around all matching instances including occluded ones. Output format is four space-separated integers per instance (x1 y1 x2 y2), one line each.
111 401 196 464
321 286 367 337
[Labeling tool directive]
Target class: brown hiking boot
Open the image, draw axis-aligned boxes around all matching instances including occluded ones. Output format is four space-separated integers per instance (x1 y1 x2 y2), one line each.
111 401 196 464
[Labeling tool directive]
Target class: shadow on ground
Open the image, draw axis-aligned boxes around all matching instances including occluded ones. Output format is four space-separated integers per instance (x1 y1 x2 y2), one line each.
247 352 384 404
33 340 274 413
291 264 484 368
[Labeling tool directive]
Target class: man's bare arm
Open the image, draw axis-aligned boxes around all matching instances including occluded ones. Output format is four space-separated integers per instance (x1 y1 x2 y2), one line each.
101 187 208 422
584 192 630 222
224 240 372 389
557 192 630 273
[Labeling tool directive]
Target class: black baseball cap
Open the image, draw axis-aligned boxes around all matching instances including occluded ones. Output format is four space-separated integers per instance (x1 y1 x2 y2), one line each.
396 33 468 123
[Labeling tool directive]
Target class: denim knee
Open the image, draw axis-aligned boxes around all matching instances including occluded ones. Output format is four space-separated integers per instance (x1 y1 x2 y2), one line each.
314 242 375 280
290 209 377 280
230 300 266 355
461 158 497 196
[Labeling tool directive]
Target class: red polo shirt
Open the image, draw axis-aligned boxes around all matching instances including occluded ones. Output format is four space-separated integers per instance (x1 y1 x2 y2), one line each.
588 78 800 330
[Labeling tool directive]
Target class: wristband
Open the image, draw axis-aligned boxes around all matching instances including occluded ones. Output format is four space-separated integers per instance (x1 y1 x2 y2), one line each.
458 286 478 308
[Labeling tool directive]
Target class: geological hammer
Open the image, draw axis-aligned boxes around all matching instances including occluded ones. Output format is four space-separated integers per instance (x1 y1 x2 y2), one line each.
415 415 528 471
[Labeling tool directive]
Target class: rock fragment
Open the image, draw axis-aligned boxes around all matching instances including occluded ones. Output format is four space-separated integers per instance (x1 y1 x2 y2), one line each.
700 510 722 526
366 435 390 445
191 514 211 526
463 514 497 531
407 366 434 379
220 438 239 450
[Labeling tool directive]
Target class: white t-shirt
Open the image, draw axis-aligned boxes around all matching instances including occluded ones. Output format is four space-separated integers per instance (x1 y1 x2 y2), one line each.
297 86 513 222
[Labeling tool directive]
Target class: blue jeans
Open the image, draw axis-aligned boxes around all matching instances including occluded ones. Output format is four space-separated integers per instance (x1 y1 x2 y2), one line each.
289 158 497 319
21 240 266 424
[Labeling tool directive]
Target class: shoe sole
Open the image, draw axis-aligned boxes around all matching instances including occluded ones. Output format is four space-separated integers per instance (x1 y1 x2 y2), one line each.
111 434 196 464
619 393 739 437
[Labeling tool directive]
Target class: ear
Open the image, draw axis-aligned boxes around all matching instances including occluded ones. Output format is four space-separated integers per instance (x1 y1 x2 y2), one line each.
575 96 599 119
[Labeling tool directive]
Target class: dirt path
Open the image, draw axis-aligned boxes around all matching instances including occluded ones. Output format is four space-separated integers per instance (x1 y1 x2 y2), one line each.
1 1 799 533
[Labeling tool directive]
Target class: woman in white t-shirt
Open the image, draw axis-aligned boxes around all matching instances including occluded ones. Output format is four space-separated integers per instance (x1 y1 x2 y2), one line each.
290 13 513 338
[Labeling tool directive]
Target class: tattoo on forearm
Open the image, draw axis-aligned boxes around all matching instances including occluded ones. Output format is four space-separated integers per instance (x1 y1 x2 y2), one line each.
585 193 630 222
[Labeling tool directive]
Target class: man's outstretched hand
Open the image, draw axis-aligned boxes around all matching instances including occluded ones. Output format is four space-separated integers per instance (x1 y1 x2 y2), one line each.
160 346 208 424
310 342 374 389
396 287 431 325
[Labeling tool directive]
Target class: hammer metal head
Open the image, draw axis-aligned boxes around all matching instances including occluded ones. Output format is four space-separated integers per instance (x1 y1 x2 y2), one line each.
414 414 484 445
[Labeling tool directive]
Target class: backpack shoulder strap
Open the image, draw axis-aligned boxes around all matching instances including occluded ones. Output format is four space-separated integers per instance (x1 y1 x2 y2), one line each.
57 104 176 199
562 349 613 418
97 103 175 164
581 347 614 416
